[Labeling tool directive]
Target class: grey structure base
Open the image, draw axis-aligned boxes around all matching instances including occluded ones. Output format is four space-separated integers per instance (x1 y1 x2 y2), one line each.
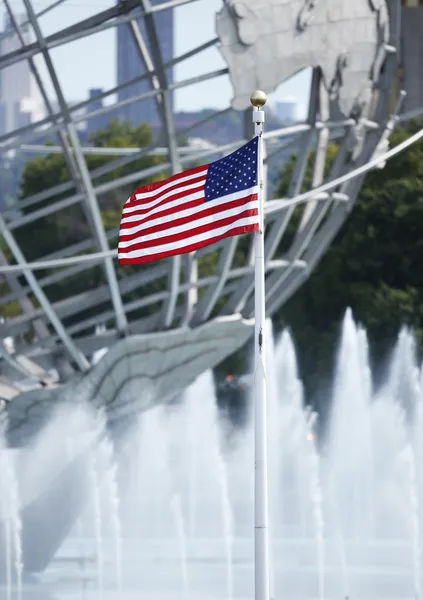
0 315 253 574
6 314 253 447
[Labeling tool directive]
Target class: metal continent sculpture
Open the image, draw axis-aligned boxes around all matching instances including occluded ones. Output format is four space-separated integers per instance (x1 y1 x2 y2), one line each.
0 0 405 574
217 0 389 120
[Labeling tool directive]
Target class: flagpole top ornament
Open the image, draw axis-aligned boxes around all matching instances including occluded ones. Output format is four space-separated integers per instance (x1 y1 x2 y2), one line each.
250 90 267 108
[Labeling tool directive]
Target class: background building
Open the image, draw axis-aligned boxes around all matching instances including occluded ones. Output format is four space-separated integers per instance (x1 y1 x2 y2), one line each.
116 0 174 129
400 0 423 113
85 88 110 136
0 13 44 136
275 98 299 124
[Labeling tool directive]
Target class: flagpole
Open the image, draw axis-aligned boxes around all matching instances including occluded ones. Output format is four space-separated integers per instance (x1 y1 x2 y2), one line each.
250 90 270 600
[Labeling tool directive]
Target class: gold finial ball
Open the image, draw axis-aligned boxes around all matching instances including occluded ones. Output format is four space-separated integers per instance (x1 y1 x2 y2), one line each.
250 90 267 108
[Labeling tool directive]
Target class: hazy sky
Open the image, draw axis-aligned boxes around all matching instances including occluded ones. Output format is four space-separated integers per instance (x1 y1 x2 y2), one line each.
4 0 310 115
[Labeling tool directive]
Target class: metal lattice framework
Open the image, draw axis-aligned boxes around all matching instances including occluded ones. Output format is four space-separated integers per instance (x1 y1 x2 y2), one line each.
0 0 411 395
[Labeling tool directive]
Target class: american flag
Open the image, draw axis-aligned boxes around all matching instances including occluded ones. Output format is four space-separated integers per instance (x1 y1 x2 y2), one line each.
118 137 260 265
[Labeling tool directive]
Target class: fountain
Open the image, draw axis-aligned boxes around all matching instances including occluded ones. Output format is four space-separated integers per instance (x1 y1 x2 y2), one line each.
2 309 423 600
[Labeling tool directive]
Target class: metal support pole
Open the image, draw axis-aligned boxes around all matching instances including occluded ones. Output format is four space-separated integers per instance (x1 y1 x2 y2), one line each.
250 90 270 600
0 215 89 372
136 0 185 328
21 0 128 334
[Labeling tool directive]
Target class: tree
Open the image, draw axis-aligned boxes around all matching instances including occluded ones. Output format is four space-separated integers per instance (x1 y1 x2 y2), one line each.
17 120 164 259
0 120 167 326
6 116 423 405
273 119 423 404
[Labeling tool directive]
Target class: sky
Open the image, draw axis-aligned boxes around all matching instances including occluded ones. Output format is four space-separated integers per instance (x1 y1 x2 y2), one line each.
4 0 311 116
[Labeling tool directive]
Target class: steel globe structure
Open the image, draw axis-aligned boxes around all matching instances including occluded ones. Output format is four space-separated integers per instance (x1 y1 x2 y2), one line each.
0 0 409 429
0 0 420 578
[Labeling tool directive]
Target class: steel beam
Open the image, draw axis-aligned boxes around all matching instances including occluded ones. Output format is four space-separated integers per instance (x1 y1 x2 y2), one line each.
134 0 183 329
0 66 228 163
0 249 49 341
192 110 258 326
0 339 52 384
0 0 86 382
243 77 332 317
2 99 228 223
1 260 104 306
23 0 128 334
0 231 224 312
0 215 89 371
3 255 294 346
220 68 321 317
3 111 306 229
264 6 401 318
190 238 238 326
12 259 299 353
0 0 67 42
4 0 98 265
19 144 201 156
2 262 169 335
182 252 198 324
265 72 320 255
0 377 20 401
0 0 142 70
0 35 219 149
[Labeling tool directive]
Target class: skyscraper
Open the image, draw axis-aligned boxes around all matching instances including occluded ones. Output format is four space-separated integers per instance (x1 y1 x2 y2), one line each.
0 14 44 135
116 1 174 128
86 88 110 136
400 1 423 113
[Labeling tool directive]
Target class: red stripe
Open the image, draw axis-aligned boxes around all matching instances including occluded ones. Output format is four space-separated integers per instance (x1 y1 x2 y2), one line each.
121 181 205 222
118 208 258 252
129 173 207 208
119 194 258 241
118 224 258 265
120 198 205 233
130 165 209 199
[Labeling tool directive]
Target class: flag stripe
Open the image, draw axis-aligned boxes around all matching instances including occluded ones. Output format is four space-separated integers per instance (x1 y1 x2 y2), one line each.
119 209 258 252
132 168 208 202
118 217 258 262
121 189 205 223
120 188 258 236
121 198 205 233
119 197 259 246
123 176 207 215
118 224 258 266
120 185 259 228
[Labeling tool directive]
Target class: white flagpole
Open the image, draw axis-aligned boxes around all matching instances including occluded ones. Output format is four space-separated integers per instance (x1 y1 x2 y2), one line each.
250 89 270 600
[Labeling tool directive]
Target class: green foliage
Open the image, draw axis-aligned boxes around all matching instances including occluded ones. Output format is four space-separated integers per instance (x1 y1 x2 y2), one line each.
274 143 339 197
273 119 423 402
0 281 21 319
1 120 167 323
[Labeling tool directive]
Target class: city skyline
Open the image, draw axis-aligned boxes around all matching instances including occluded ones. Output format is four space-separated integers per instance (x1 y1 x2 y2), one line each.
1 0 310 117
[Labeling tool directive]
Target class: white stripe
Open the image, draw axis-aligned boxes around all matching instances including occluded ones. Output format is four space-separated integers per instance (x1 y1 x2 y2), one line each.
120 185 259 227
120 185 258 234
118 215 258 259
118 199 258 248
133 168 208 200
121 190 205 225
123 178 206 215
